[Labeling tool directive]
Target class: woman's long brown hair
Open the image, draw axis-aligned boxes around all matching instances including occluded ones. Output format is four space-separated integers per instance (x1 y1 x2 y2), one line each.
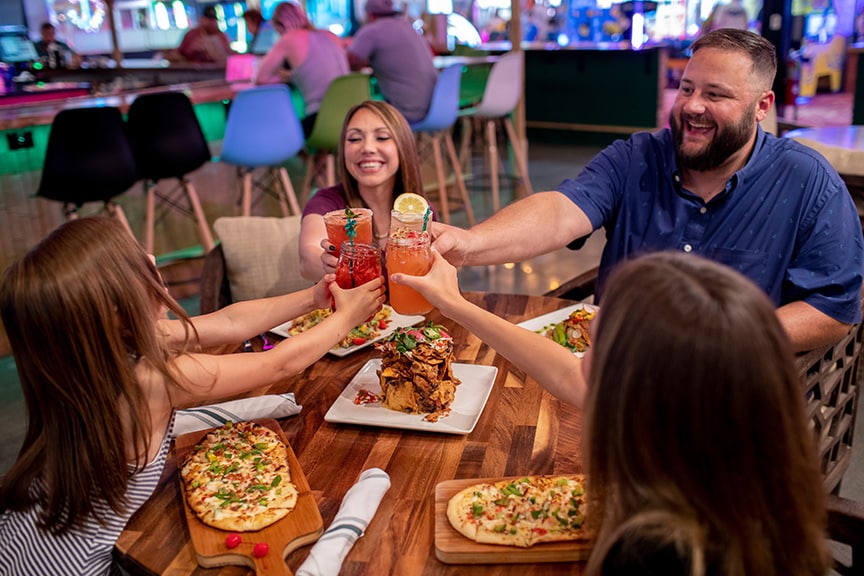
584 252 830 576
0 217 194 534
338 100 425 209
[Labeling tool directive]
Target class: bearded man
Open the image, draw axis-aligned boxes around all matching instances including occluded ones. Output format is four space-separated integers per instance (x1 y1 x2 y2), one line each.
430 28 863 352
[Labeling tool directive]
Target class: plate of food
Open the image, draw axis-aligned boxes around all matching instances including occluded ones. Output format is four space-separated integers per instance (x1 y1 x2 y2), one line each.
324 324 497 434
434 475 591 564
516 303 598 357
269 305 425 357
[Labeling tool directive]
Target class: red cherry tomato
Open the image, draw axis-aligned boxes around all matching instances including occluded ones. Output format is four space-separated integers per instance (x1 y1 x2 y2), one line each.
225 533 242 549
253 542 270 558
352 337 368 346
378 320 389 330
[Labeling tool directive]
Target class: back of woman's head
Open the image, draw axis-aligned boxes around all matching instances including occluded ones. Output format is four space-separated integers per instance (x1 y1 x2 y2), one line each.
584 252 829 576
272 1 310 31
339 100 424 207
0 217 189 532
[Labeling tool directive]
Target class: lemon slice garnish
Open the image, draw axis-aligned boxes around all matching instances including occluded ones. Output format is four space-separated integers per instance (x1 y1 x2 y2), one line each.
393 193 429 215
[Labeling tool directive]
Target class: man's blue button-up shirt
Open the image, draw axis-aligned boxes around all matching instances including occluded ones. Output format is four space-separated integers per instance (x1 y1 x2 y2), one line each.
558 127 864 324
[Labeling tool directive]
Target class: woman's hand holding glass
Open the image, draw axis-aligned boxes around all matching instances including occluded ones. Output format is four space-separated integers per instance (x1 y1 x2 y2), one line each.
389 249 463 316
319 238 339 277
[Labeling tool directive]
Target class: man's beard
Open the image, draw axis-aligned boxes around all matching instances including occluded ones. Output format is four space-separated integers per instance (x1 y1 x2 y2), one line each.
670 106 755 172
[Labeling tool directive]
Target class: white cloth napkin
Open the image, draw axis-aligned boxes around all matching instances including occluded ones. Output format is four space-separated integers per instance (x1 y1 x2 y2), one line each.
173 393 302 436
296 468 392 576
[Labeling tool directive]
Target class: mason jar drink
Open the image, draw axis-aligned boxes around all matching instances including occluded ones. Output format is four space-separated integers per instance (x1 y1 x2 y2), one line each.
324 208 373 257
386 228 433 315
335 242 382 289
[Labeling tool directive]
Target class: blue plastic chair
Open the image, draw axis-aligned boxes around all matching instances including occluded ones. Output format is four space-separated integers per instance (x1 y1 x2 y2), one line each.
221 85 305 216
410 64 475 225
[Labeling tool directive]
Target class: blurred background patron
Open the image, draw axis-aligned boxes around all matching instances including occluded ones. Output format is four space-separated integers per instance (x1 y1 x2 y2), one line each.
347 0 436 122
177 6 234 64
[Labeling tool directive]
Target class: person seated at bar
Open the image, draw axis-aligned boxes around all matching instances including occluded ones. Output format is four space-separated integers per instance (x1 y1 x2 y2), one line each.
0 217 384 575
430 28 864 352
177 6 234 64
242 8 278 55
393 250 830 574
32 22 80 70
346 0 437 123
256 1 348 137
299 100 434 281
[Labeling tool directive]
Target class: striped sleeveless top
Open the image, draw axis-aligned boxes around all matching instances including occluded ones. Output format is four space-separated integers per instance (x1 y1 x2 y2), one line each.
0 416 175 576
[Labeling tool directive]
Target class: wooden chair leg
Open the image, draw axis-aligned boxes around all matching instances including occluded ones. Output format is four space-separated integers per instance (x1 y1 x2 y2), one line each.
145 181 156 255
486 119 500 213
302 154 316 203
107 202 134 241
430 134 450 224
444 131 475 226
181 178 214 252
277 167 301 216
503 116 533 197
269 168 290 217
241 169 253 217
458 116 473 174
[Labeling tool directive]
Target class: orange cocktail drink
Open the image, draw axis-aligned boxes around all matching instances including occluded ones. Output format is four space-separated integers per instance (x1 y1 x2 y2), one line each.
386 227 433 315
324 208 373 257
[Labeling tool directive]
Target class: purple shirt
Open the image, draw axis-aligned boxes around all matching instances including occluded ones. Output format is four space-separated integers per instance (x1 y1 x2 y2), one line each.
558 127 864 324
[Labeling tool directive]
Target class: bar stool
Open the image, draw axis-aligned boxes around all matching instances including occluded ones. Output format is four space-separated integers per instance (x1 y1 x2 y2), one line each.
36 106 137 236
221 85 305 217
410 64 475 226
302 73 372 201
459 52 533 213
126 91 215 254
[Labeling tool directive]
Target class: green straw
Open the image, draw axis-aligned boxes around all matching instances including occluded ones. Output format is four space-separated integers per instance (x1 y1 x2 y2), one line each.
422 206 431 232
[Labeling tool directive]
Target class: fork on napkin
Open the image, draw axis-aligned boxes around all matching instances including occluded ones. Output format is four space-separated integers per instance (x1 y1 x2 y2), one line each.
173 393 302 436
296 468 391 576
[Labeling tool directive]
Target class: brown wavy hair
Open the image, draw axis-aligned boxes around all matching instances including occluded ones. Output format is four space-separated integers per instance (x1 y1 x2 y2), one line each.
0 217 195 533
337 100 425 209
584 252 829 576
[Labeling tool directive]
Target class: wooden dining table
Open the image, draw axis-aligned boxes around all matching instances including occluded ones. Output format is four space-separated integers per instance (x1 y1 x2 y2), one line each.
114 292 588 576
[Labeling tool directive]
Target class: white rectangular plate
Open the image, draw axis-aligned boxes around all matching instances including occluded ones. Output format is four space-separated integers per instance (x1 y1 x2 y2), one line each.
269 305 425 357
516 303 598 358
324 359 498 435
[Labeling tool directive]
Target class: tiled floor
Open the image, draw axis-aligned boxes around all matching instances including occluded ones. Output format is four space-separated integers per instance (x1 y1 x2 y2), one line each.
2 93 862 507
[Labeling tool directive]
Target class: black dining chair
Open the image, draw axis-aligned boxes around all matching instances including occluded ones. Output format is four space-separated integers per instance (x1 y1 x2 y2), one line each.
36 106 138 235
126 91 215 254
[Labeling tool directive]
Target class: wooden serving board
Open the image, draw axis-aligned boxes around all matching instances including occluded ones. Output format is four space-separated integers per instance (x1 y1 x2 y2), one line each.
434 477 592 565
175 418 323 575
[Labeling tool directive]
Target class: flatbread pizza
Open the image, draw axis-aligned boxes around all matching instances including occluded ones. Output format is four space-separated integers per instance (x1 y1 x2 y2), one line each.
447 475 588 547
179 421 299 532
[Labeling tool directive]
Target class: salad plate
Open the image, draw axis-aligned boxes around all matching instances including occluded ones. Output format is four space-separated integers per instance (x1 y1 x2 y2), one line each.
516 303 598 357
269 305 425 357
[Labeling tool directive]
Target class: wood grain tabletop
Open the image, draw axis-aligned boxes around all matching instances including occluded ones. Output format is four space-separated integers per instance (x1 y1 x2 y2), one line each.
114 292 589 575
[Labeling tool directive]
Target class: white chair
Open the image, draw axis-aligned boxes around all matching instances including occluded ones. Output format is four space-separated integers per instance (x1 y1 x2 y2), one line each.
459 52 533 213
410 64 476 226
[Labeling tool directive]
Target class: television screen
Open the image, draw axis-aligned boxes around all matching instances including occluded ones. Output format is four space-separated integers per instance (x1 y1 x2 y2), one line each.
0 34 38 63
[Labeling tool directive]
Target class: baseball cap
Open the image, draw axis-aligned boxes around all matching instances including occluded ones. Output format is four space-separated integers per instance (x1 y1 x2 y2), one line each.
365 0 400 16
201 6 218 19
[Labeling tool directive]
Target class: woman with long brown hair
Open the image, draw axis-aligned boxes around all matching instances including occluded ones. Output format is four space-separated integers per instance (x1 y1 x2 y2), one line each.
299 100 432 281
0 217 383 574
392 250 831 575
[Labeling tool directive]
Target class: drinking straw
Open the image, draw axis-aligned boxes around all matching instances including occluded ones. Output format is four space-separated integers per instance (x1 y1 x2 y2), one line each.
422 206 431 232
344 208 357 284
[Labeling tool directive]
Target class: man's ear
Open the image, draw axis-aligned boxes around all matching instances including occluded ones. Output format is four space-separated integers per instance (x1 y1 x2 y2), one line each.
754 90 775 123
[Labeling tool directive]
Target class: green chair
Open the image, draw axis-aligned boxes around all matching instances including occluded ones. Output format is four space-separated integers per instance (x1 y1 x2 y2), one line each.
302 73 373 201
